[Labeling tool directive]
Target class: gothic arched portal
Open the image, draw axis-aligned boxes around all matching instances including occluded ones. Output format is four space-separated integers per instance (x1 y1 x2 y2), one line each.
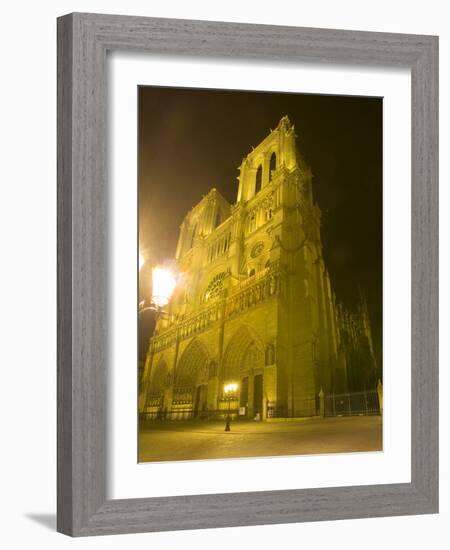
222 326 265 415
147 359 168 407
221 326 264 382
174 339 210 404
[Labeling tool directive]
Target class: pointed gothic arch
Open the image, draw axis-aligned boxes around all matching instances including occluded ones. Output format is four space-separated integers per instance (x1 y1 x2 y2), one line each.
255 165 262 194
221 325 264 383
146 358 169 409
174 339 210 403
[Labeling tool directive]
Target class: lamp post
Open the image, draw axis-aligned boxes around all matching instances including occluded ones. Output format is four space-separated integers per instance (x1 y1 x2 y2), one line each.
138 263 178 412
139 264 177 319
223 383 238 432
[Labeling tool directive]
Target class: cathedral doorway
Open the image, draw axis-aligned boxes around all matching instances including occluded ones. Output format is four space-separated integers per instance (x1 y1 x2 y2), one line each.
240 377 249 408
174 339 210 408
222 326 265 418
253 374 263 418
194 384 208 418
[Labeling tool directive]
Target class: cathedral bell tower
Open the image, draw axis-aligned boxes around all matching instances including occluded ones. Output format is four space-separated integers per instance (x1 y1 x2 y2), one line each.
140 115 375 420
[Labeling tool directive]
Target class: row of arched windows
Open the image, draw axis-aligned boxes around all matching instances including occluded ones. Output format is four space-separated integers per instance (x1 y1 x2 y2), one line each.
207 233 231 263
255 152 277 194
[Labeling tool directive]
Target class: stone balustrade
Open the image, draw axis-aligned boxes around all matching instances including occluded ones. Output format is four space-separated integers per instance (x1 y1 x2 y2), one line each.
225 269 281 320
150 263 284 354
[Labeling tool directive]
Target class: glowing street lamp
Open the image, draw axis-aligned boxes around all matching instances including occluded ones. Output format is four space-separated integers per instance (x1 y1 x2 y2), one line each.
223 382 238 432
224 383 238 393
151 266 177 311
138 264 177 321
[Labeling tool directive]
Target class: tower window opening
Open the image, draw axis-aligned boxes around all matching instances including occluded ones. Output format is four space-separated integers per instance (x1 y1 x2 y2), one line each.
269 152 277 181
248 212 256 233
255 165 262 194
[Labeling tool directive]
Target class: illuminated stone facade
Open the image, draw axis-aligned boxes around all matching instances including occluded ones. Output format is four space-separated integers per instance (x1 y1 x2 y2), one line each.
140 116 377 419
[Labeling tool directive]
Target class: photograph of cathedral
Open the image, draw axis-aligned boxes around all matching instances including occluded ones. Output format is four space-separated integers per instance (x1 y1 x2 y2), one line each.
138 87 383 462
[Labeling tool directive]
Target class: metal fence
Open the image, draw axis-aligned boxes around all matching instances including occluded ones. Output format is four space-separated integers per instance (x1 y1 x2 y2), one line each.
141 390 380 421
324 390 380 417
140 408 240 422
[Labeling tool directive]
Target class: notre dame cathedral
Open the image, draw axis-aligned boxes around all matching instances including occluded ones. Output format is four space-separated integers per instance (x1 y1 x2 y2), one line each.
139 115 378 420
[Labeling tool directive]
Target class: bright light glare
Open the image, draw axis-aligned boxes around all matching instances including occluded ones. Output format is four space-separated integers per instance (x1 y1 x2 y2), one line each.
224 383 238 394
139 254 145 271
152 266 177 308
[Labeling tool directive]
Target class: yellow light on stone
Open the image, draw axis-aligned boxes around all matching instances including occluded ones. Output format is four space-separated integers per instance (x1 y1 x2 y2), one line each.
139 254 145 271
151 266 177 308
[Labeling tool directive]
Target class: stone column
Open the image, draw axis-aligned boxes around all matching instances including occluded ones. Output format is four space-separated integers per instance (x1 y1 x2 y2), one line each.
164 335 180 414
262 395 268 420
207 374 219 411
175 221 187 260
262 152 270 187
237 158 247 202
230 208 245 280
247 375 255 419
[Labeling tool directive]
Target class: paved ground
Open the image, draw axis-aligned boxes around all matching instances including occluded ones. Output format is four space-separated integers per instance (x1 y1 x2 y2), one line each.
139 415 382 462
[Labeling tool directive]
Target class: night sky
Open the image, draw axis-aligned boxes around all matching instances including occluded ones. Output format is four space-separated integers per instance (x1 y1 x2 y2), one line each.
138 86 382 364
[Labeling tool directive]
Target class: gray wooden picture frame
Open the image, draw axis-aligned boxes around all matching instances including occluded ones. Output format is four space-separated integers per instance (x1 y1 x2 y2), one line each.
57 12 439 537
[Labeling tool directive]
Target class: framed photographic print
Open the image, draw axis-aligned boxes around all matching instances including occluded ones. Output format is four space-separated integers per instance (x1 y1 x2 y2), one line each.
57 13 438 536
137 89 383 463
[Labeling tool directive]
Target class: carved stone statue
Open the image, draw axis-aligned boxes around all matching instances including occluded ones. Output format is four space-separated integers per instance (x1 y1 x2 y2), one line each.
265 343 275 366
